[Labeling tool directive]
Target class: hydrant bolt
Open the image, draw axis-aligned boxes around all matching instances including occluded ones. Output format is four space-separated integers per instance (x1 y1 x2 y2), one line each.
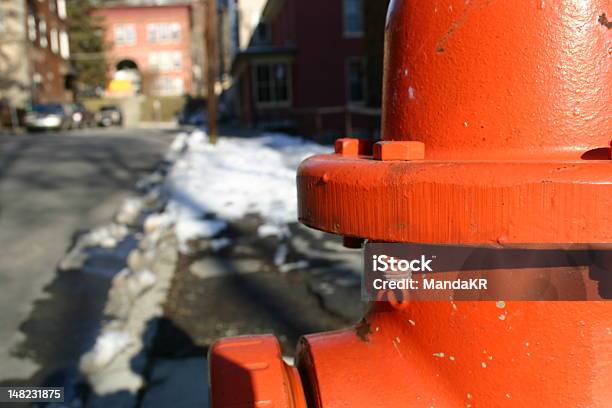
334 138 373 156
373 141 425 161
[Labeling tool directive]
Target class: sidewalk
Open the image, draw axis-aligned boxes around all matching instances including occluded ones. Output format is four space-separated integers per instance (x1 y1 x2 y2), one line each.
140 219 363 407
66 127 364 407
139 128 364 405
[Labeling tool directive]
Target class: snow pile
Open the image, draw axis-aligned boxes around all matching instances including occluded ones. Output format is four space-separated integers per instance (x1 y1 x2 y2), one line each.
143 212 174 235
58 223 130 272
210 237 232 252
87 224 130 249
165 129 208 162
163 130 330 252
115 197 144 226
174 219 227 253
80 330 132 374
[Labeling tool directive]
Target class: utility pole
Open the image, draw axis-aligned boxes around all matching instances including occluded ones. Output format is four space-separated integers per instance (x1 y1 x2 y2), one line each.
205 0 218 144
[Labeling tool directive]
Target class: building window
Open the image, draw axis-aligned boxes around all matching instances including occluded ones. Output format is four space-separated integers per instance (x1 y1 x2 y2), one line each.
343 0 363 37
39 20 48 48
28 15 37 41
57 0 67 20
59 30 70 59
114 24 136 45
148 51 182 72
50 28 59 53
169 23 181 41
172 52 182 70
154 77 184 95
254 62 290 106
49 0 56 13
146 23 181 43
146 24 156 42
346 58 366 104
148 53 158 70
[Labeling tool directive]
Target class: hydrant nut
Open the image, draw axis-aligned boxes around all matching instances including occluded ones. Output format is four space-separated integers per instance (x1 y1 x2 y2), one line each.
373 141 425 161
335 138 374 156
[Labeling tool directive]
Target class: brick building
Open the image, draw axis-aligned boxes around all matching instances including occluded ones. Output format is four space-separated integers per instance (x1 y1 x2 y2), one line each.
232 0 382 141
94 1 195 97
0 0 72 113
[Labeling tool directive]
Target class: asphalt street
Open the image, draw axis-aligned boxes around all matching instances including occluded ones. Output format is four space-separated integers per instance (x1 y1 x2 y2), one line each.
0 127 175 386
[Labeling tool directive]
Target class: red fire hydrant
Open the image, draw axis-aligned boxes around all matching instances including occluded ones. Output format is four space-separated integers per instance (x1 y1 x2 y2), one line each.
210 0 611 406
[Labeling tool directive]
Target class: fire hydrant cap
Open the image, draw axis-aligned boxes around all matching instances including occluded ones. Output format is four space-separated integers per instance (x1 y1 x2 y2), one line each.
209 335 307 408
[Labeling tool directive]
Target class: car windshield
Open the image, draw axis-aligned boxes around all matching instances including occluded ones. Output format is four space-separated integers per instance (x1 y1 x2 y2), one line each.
31 104 64 114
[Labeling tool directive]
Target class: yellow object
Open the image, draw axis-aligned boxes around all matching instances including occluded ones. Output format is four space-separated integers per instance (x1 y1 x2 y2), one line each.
108 79 133 93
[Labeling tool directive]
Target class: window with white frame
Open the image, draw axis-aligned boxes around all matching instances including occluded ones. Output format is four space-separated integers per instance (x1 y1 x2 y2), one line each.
114 24 136 45
39 19 48 48
57 0 67 20
50 28 59 53
146 24 156 42
172 52 182 70
28 14 37 41
169 23 181 41
148 51 182 72
254 62 290 105
146 23 181 43
148 53 158 70
59 30 70 59
154 77 184 95
343 0 363 36
346 58 366 104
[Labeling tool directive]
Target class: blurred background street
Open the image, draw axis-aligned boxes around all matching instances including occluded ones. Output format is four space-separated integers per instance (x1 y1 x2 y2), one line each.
0 0 388 405
0 128 173 387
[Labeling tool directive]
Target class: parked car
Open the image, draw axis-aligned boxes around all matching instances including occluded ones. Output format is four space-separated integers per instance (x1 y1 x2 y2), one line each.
176 94 231 127
177 97 207 127
177 109 207 127
71 103 95 128
25 103 72 131
96 105 123 127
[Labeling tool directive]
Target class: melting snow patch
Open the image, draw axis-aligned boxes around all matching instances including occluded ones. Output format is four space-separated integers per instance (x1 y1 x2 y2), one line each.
258 223 288 238
86 224 129 249
210 237 232 252
144 213 174 235
116 197 144 226
274 244 289 266
133 269 157 292
80 330 132 374
175 219 227 254
279 260 309 274
161 130 330 256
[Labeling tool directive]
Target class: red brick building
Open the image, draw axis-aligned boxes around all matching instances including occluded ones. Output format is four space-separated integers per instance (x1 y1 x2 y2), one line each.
232 0 378 141
0 0 72 110
94 2 195 96
28 0 72 104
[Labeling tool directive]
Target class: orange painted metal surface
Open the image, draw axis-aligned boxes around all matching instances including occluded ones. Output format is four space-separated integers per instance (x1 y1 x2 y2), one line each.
382 0 611 161
299 156 612 244
211 0 611 406
298 0 612 244
298 301 612 407
209 335 307 408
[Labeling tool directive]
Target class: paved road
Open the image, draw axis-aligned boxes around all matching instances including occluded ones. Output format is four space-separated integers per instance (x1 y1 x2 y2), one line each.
0 128 175 385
